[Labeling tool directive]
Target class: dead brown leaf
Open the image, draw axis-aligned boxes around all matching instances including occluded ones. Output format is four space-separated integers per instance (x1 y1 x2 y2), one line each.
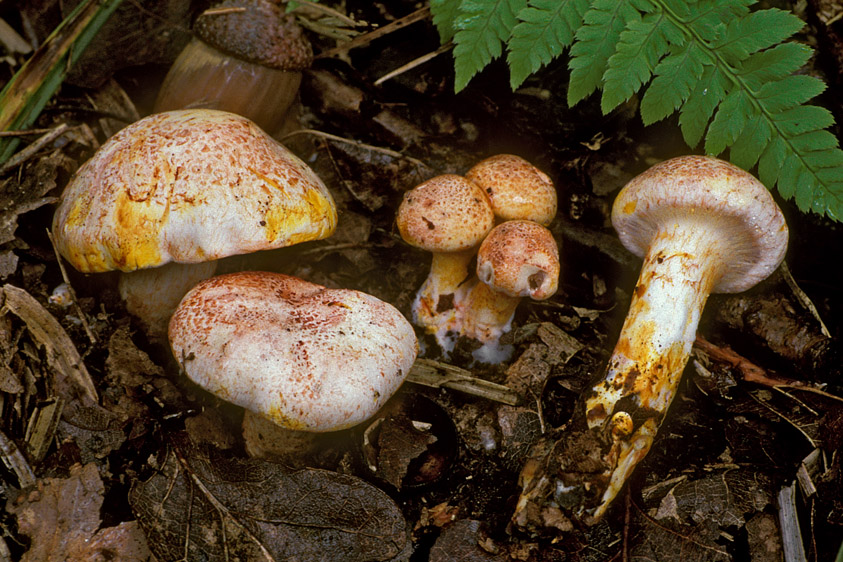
7 462 152 561
130 432 410 561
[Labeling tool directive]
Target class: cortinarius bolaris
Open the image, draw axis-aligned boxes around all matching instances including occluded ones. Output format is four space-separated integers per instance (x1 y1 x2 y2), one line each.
154 0 312 134
581 155 788 521
465 154 557 225
396 174 495 354
461 220 560 363
168 271 418 445
52 109 337 338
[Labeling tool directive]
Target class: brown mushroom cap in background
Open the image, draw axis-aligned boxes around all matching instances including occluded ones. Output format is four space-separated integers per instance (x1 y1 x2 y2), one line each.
169 271 418 432
194 0 313 71
396 174 495 253
52 109 337 273
612 155 788 293
465 154 557 226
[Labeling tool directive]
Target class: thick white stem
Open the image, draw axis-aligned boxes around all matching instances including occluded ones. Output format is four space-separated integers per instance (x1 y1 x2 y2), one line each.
584 219 724 519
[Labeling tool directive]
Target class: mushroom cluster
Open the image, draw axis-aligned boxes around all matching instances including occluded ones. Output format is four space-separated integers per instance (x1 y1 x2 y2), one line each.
52 109 337 338
396 154 560 363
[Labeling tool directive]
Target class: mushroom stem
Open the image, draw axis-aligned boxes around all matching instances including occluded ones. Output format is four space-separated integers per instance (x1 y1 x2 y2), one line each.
119 261 218 341
413 249 474 332
584 219 723 520
460 280 520 343
154 38 302 134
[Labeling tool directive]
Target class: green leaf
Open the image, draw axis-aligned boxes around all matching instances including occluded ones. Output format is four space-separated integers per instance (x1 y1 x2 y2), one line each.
729 113 771 170
507 0 589 89
431 0 463 42
756 75 825 113
712 8 804 64
678 65 727 148
640 41 704 125
736 42 813 88
773 105 835 136
453 0 526 92
705 90 756 156
601 11 684 113
567 0 639 106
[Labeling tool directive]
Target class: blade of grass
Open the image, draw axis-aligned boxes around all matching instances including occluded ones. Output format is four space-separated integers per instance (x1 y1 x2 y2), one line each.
0 0 124 164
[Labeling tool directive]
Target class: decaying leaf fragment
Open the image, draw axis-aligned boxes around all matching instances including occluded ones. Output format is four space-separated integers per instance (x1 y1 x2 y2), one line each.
129 432 409 562
6 462 152 562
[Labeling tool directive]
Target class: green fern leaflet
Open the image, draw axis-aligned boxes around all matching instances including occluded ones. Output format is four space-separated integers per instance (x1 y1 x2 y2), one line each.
429 0 843 220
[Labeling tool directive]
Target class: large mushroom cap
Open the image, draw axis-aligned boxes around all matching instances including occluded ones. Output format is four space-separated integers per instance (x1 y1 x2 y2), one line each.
195 0 313 70
612 155 788 293
476 220 560 299
169 271 418 432
52 109 337 273
465 154 557 225
396 174 494 253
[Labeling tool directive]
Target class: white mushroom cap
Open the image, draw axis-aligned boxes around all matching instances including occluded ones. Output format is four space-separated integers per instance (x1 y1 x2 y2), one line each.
168 271 418 432
476 220 560 300
612 155 788 293
465 154 557 225
396 174 494 253
52 109 337 273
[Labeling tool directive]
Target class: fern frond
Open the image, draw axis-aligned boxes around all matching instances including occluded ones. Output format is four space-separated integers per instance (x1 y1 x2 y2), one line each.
452 0 526 92
602 12 684 113
712 8 804 63
507 0 589 89
677 65 728 148
639 42 704 125
430 0 462 42
567 0 639 106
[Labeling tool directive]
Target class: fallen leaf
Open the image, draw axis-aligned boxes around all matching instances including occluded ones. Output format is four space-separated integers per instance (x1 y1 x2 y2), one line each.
130 432 410 561
7 462 152 561
429 519 507 562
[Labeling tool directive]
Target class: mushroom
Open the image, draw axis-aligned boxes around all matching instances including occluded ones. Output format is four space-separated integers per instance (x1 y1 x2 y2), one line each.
581 155 788 522
465 154 557 225
153 0 312 134
460 220 560 363
396 174 495 354
52 109 337 338
168 271 418 463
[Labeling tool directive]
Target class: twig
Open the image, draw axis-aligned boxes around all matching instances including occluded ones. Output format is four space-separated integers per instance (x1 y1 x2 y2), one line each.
0 123 69 175
780 261 831 338
374 42 453 86
748 391 817 448
0 127 61 137
279 128 428 168
0 428 36 488
316 7 431 59
291 0 362 28
45 228 97 345
406 358 522 406
694 335 799 387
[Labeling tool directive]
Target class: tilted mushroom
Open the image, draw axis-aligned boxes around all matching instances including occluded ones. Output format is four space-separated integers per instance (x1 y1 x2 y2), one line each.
580 155 788 521
168 271 418 462
461 220 560 363
465 154 557 225
52 109 337 338
396 174 495 354
154 0 312 134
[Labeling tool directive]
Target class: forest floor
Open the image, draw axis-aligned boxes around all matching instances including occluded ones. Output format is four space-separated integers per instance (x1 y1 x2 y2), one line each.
1 1 842 561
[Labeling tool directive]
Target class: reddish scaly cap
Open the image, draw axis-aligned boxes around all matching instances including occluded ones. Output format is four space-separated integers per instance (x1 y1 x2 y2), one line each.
476 220 560 299
465 154 557 225
396 174 494 253
168 271 417 432
612 155 788 293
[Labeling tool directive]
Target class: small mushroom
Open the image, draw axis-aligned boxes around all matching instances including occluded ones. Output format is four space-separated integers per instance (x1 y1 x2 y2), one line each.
396 174 495 354
52 109 337 338
154 0 312 134
461 220 560 363
465 154 557 225
581 155 788 521
168 271 418 463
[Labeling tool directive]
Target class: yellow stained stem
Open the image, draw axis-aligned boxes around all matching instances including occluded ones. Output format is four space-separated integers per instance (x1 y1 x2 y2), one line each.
584 220 722 520
412 249 476 352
